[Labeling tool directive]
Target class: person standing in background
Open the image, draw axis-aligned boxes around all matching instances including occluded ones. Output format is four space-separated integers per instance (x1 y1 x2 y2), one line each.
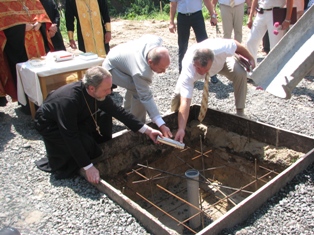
65 0 111 57
0 0 53 107
168 0 217 74
65 0 117 91
246 0 294 65
40 0 66 51
213 0 251 43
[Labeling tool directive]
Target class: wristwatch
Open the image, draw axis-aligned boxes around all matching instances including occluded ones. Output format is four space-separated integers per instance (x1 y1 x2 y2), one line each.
211 14 217 19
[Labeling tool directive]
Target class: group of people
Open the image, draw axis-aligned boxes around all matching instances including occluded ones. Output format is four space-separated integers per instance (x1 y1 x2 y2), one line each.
1 0 306 184
0 0 112 107
0 0 71 107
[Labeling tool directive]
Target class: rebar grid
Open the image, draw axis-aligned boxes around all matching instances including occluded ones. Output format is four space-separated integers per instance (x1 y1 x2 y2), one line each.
121 143 280 233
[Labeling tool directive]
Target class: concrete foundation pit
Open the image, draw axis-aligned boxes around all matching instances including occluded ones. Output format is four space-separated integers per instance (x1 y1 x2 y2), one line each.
91 105 314 235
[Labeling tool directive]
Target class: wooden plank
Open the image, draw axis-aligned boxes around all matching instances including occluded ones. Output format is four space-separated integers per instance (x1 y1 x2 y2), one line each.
190 105 314 153
95 179 179 235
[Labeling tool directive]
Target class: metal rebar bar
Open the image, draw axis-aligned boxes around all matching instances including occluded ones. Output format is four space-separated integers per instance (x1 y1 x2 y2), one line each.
259 165 280 175
147 160 155 202
175 155 237 205
136 192 197 234
156 184 211 218
138 162 255 195
255 158 258 190
134 165 212 220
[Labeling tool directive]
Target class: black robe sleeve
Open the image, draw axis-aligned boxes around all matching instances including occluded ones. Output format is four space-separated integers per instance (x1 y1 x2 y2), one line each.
65 0 77 32
99 96 144 132
98 0 111 25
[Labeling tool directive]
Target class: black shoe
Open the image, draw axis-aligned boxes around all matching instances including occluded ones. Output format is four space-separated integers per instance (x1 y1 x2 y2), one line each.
211 75 219 84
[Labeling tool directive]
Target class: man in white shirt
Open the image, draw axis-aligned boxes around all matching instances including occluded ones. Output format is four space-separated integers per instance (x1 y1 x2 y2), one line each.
102 35 172 138
172 38 255 142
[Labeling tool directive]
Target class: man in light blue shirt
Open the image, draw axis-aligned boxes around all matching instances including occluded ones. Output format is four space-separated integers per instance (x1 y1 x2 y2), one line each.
169 0 217 74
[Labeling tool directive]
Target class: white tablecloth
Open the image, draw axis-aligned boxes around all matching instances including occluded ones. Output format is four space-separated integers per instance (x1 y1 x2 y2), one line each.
16 55 104 106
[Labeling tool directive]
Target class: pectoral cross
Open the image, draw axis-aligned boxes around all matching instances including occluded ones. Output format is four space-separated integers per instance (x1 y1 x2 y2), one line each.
96 125 103 136
20 1 30 16
84 0 92 15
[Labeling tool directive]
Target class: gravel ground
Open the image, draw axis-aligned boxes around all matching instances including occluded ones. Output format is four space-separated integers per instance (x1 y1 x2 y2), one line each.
1 43 314 235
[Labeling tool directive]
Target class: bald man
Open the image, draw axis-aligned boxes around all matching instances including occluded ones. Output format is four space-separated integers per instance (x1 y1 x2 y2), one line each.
103 34 172 137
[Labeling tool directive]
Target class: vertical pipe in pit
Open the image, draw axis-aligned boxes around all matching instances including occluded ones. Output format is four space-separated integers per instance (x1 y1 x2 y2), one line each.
185 169 201 229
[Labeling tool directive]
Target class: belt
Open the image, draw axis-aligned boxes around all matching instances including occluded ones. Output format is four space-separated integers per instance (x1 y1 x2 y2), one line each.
256 8 273 14
178 10 200 16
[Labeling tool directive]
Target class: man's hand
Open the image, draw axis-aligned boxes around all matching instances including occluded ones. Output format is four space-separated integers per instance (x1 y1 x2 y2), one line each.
49 23 58 34
159 124 173 138
105 31 111 43
25 23 33 31
169 22 176 33
174 128 185 143
69 39 77 49
247 19 253 29
210 17 217 26
85 166 100 184
249 58 256 70
48 24 57 38
144 126 163 143
32 22 42 31
48 30 56 38
281 20 290 30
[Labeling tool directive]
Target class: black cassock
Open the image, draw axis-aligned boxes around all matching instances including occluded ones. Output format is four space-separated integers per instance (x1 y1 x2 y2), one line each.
40 0 66 51
34 81 143 179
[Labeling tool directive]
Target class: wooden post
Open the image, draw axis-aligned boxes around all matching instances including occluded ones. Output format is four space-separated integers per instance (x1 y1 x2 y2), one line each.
160 1 162 13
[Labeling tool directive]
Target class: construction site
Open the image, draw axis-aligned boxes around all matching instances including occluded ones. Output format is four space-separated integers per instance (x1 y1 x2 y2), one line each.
89 105 314 235
84 7 314 234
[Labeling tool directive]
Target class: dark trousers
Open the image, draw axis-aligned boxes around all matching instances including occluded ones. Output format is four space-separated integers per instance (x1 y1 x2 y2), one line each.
177 11 208 73
263 31 270 54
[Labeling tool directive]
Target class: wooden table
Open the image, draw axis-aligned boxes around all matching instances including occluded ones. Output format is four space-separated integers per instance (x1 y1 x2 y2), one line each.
16 54 104 118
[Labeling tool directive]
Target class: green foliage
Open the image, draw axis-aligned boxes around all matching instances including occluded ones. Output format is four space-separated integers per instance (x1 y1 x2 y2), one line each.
163 3 170 14
58 10 67 39
57 1 251 37
108 0 170 19
59 9 77 41
125 0 157 18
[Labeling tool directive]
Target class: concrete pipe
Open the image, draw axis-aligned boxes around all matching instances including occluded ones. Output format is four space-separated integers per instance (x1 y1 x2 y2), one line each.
185 169 201 229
